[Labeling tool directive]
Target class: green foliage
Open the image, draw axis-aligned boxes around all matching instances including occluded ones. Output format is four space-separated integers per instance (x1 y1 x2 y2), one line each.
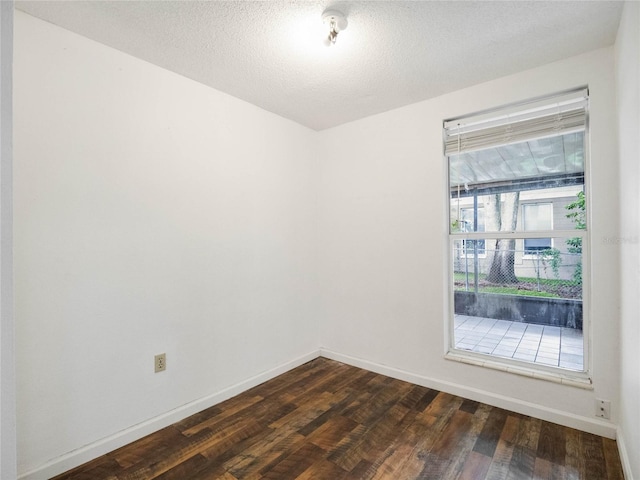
453 272 580 299
565 191 585 283
538 248 562 279
479 286 560 298
453 272 580 287
565 191 586 230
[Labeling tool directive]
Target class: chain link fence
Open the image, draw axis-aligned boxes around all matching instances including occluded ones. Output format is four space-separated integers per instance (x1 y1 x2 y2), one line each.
452 239 582 300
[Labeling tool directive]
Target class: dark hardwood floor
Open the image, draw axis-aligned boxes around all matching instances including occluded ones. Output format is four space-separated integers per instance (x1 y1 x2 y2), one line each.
53 357 625 480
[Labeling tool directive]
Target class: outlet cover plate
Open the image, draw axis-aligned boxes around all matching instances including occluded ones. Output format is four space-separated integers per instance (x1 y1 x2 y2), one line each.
155 353 166 373
595 399 610 419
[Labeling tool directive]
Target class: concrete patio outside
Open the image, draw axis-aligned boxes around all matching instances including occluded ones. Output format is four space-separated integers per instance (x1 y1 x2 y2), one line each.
454 314 584 371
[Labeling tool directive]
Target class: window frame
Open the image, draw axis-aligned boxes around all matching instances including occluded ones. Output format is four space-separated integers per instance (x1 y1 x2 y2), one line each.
443 88 592 386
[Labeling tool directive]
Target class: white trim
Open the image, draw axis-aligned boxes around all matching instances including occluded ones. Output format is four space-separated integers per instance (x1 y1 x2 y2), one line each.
0 3 16 480
18 350 321 480
319 348 616 439
617 427 635 480
444 351 592 388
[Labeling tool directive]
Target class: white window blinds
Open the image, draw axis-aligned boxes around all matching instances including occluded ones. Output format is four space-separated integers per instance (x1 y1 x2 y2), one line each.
444 89 588 156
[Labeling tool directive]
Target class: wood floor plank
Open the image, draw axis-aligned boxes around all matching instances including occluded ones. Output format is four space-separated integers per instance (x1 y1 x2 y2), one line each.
394 398 462 478
253 359 334 401
564 427 584 479
152 454 209 480
439 405 492 479
505 414 542 479
536 420 567 466
474 408 509 458
398 384 431 411
345 459 375 480
340 403 411 471
50 456 121 480
580 431 608 480
185 421 279 479
424 410 476 480
504 447 532 480
347 379 413 427
305 415 359 451
53 358 625 480
458 451 493 480
198 419 265 461
484 414 520 480
414 387 440 413
422 391 464 419
116 422 244 480
368 422 423 480
515 415 542 451
224 430 305 478
180 396 264 437
459 398 481 415
533 457 553 479
173 404 222 432
108 426 185 470
259 442 325 480
268 390 348 430
602 437 625 480
296 388 364 437
294 459 348 480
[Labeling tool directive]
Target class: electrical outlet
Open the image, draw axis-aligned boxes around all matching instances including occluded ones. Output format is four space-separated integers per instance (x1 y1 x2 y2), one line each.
154 353 166 373
595 399 610 419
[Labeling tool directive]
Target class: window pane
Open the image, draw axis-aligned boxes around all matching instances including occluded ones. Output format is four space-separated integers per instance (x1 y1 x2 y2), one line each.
452 236 583 371
524 238 552 253
523 203 553 253
449 131 585 191
523 203 553 231
460 207 485 233
451 187 584 235
450 132 585 235
453 236 582 297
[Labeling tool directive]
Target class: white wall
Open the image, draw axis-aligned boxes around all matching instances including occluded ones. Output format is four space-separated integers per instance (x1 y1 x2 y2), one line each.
14 11 319 478
0 2 16 480
616 2 640 479
318 48 620 437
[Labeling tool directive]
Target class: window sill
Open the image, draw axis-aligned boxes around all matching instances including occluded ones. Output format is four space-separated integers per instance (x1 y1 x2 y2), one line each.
445 350 592 389
522 253 553 259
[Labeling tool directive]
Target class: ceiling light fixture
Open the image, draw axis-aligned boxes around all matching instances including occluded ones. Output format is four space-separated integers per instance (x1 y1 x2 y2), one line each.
322 9 347 47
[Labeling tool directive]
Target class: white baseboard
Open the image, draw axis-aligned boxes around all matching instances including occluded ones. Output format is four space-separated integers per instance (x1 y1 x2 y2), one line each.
19 350 321 480
320 348 617 439
617 426 635 480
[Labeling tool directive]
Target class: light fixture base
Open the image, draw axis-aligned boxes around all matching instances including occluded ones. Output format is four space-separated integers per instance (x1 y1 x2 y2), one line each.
322 9 348 31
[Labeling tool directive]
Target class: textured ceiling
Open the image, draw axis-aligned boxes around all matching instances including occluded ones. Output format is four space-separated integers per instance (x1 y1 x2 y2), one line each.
16 1 623 130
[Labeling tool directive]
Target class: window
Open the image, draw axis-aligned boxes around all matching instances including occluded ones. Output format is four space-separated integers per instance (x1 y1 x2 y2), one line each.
460 207 485 255
523 203 552 253
445 89 589 379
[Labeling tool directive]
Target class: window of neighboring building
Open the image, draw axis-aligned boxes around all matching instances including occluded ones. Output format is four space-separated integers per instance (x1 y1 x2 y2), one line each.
523 203 553 254
445 88 589 381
